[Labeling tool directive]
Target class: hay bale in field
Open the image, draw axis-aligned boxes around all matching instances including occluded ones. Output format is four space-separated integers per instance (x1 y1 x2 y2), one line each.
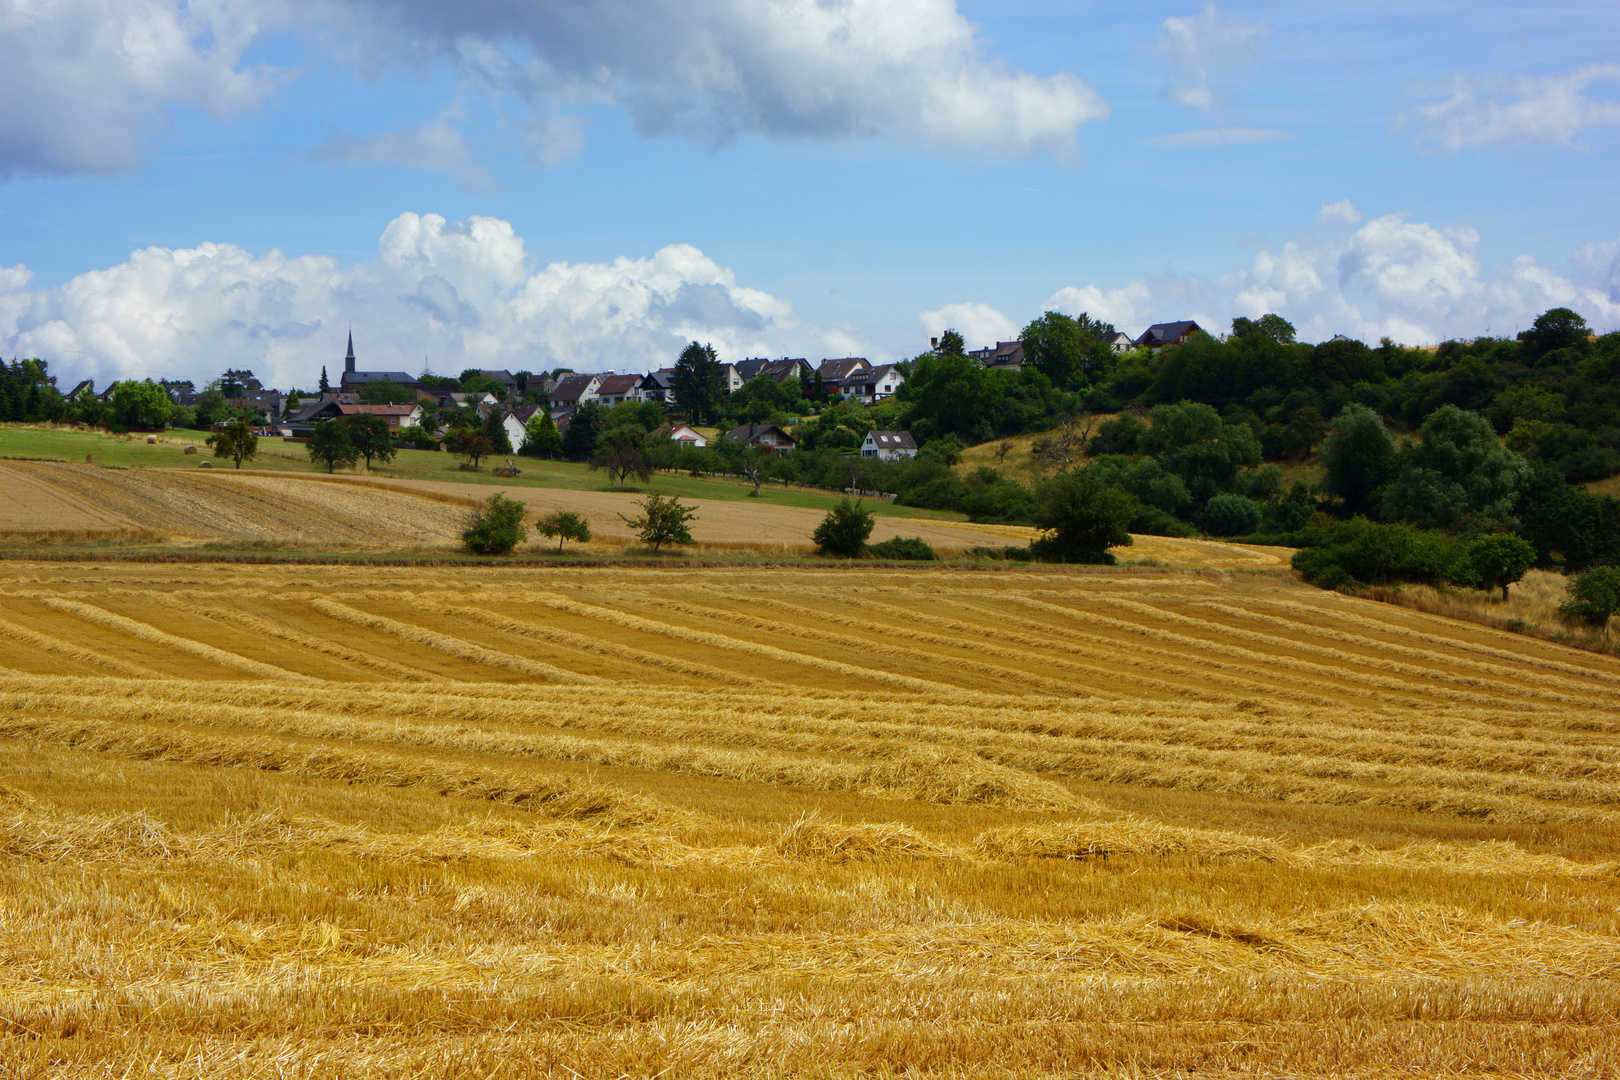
776 813 955 862
184 445 197 455
145 434 157 444
198 460 211 468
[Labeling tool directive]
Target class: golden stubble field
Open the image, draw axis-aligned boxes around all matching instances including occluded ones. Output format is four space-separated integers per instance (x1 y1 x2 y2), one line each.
1 560 1619 1078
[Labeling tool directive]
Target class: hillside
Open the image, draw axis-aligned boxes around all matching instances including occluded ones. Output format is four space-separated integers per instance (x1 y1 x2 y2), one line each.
2 560 1618 1075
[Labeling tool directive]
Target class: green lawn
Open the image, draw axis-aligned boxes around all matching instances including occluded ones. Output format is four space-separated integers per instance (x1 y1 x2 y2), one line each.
0 425 966 522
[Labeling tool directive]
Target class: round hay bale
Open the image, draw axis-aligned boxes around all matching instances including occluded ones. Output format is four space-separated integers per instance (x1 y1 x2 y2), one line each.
184 445 197 455
198 460 212 468
145 434 157 444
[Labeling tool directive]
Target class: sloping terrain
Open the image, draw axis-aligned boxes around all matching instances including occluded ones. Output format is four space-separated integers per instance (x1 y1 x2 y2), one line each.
2 561 1617 1077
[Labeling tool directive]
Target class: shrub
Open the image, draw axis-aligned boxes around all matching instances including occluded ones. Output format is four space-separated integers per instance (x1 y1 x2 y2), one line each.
462 492 529 555
1198 494 1263 536
619 494 697 552
813 498 874 558
866 537 937 561
1559 566 1620 629
1029 472 1136 564
536 510 590 553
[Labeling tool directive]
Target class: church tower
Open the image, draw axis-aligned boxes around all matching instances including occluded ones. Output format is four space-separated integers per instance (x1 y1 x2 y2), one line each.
344 330 356 375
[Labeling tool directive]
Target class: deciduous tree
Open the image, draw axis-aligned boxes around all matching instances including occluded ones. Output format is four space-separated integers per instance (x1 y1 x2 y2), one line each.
812 498 874 557
205 419 258 469
536 510 591 553
344 414 396 470
620 493 698 552
306 420 358 473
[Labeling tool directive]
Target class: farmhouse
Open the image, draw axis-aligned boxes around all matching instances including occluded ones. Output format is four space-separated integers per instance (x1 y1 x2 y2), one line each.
860 430 918 460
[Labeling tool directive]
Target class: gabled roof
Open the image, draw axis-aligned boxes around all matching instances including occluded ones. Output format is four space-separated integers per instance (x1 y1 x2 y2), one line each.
508 404 548 424
970 341 1025 366
863 430 917 450
722 422 796 446
1137 321 1202 346
734 358 806 384
596 374 642 396
65 379 95 400
550 373 602 402
844 364 901 386
343 404 418 417
472 369 518 386
816 357 871 381
640 368 676 389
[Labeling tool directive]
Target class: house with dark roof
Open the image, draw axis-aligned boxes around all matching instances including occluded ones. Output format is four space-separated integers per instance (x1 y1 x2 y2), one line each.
1135 321 1204 350
640 368 677 403
722 422 796 451
840 364 905 402
595 374 646 407
968 341 1025 371
859 430 918 460
549 373 604 411
815 357 871 395
1101 331 1135 353
652 424 709 448
734 358 812 386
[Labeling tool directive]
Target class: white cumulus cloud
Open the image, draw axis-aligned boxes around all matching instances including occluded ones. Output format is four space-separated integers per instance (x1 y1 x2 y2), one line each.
1404 63 1620 151
918 303 1018 350
0 212 848 389
0 0 275 177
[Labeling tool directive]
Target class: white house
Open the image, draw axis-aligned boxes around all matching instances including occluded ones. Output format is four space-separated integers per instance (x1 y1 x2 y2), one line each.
860 430 918 460
841 364 905 402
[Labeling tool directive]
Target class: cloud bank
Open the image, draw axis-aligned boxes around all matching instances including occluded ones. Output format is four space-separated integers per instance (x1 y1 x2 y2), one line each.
938 204 1620 349
0 0 1108 179
0 213 839 389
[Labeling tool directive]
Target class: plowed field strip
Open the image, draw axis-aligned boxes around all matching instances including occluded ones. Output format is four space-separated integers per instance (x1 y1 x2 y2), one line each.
526 593 968 695
174 603 434 682
1002 595 1539 711
1188 600 1620 703
1104 596 1608 709
306 599 606 685
932 595 1383 708
418 603 771 688
39 599 319 683
1255 595 1620 689
0 613 167 679
628 592 1097 698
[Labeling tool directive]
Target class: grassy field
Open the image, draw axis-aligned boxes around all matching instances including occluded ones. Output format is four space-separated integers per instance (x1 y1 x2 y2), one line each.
0 424 958 521
1 559 1618 1077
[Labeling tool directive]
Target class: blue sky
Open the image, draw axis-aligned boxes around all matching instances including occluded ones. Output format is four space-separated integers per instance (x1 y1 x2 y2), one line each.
2 0 1618 390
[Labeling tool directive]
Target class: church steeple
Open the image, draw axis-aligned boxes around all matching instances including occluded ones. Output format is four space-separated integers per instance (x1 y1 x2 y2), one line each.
344 329 356 374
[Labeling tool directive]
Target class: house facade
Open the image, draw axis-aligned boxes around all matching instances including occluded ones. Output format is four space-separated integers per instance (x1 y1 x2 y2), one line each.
860 430 918 460
595 374 646 407
841 364 905 401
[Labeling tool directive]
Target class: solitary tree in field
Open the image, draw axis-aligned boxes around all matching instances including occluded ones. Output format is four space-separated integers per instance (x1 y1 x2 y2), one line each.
1560 566 1620 632
620 494 697 552
307 420 359 473
206 419 258 469
536 510 591 553
1450 534 1536 601
462 492 528 555
446 427 494 470
1029 470 1137 563
591 430 656 489
813 498 874 558
344 414 396 470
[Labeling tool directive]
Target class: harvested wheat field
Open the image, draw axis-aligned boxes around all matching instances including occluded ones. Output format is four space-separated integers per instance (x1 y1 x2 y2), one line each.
2 559 1619 1078
0 461 1030 551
